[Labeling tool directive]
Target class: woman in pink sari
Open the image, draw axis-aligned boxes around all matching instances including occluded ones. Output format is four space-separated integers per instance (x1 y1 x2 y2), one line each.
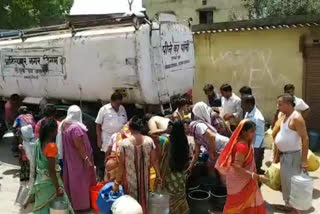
216 120 267 214
57 105 96 211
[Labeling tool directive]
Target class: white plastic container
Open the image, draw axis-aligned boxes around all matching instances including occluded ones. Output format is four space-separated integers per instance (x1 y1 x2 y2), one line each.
111 195 143 214
50 201 68 214
15 185 30 205
289 173 313 211
148 192 169 214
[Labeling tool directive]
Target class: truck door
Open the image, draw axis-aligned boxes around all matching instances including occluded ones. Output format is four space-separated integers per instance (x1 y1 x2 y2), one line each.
151 25 171 109
159 22 195 100
151 21 195 113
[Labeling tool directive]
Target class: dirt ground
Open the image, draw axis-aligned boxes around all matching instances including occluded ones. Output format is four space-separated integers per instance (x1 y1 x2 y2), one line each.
0 137 319 214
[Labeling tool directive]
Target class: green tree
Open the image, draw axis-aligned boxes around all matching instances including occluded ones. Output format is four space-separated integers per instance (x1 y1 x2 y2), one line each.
243 0 320 18
0 0 73 29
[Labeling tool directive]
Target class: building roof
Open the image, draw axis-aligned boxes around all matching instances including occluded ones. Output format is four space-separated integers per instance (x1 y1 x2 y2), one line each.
70 0 144 15
0 30 20 38
192 15 320 34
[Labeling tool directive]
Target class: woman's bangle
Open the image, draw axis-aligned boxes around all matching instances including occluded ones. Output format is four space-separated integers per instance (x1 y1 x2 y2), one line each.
84 156 89 161
251 172 255 180
114 180 121 185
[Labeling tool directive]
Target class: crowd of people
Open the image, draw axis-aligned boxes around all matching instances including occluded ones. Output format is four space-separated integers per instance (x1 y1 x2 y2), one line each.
3 81 311 214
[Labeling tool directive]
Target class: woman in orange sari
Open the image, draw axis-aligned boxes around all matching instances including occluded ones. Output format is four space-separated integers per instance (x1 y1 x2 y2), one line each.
215 120 267 214
104 122 131 182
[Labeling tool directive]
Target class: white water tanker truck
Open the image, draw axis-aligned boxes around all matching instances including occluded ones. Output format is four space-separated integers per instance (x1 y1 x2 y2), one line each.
0 13 195 115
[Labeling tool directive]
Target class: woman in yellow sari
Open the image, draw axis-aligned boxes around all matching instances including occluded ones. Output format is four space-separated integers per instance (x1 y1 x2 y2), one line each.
215 120 267 214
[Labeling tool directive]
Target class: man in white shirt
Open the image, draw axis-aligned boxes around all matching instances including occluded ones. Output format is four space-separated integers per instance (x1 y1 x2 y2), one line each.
242 95 265 174
220 84 242 130
96 92 128 154
284 84 310 119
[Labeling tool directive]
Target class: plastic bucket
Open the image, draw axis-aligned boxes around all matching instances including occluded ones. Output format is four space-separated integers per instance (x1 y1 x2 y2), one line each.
97 182 124 214
290 173 313 210
196 177 227 212
50 201 68 214
210 186 227 211
148 192 170 214
186 163 209 193
309 130 320 152
15 185 30 205
90 182 105 211
188 190 211 214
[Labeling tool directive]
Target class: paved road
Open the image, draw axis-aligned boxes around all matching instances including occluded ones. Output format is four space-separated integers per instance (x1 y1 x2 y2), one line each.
0 137 319 214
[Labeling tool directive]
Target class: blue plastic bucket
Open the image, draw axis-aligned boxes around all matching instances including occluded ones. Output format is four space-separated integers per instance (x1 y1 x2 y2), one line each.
309 130 320 152
97 182 124 214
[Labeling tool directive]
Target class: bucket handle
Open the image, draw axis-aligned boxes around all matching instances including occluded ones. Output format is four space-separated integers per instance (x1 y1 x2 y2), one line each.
108 187 124 199
188 190 211 201
209 190 226 198
187 185 200 192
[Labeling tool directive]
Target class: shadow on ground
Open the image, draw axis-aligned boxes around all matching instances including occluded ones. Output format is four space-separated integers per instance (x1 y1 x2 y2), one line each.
313 188 320 199
265 202 287 214
3 169 19 177
0 138 19 166
265 202 316 214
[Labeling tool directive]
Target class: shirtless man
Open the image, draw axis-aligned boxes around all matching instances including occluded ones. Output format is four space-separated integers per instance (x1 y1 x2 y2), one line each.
144 114 171 137
272 94 309 214
172 97 189 120
144 113 171 158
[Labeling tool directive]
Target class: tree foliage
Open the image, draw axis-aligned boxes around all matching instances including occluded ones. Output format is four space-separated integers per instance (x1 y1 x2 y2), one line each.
243 0 320 18
0 0 73 29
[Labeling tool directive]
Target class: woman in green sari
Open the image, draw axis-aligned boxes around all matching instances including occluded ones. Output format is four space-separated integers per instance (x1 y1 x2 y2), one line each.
30 119 73 214
160 120 190 214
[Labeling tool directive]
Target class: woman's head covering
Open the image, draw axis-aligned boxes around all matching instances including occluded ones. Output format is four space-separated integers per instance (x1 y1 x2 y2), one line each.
63 105 87 130
21 124 34 141
119 122 131 138
56 105 87 159
18 106 28 115
215 119 253 175
192 102 211 124
21 124 36 162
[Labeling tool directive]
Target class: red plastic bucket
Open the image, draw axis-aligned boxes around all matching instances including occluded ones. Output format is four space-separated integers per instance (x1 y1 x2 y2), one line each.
90 182 105 211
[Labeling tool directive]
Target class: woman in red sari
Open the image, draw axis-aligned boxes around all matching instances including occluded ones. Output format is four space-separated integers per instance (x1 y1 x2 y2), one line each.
216 119 267 214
